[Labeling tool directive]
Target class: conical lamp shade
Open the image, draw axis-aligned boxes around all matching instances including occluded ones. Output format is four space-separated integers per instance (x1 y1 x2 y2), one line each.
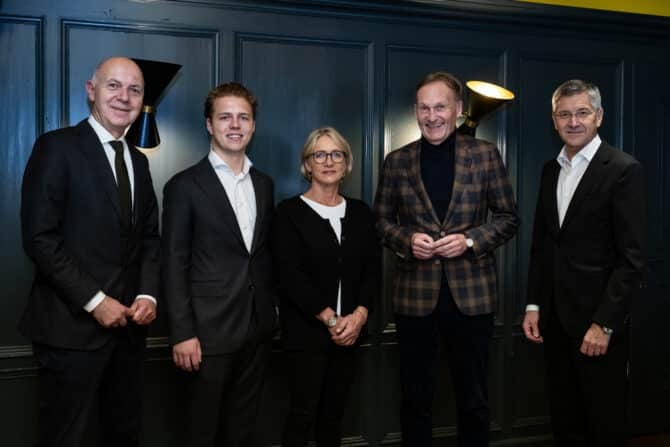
126 58 181 152
458 81 514 136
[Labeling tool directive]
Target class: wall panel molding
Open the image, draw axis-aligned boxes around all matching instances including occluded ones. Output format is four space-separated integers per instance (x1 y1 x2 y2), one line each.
235 32 373 202
515 52 624 315
61 18 219 128
0 15 43 348
1 0 670 444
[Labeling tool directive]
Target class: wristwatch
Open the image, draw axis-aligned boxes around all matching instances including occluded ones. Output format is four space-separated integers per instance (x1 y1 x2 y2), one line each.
327 315 339 328
465 236 474 249
601 325 614 336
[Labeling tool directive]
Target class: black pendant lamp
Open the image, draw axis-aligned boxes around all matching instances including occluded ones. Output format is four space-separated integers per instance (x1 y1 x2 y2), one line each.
126 58 182 152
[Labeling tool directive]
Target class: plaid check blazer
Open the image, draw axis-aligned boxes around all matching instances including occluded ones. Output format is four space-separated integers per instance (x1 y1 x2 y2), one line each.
373 133 519 316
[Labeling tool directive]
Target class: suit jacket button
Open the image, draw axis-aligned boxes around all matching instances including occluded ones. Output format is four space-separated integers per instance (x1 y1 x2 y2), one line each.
248 284 255 292
434 259 440 265
439 231 446 237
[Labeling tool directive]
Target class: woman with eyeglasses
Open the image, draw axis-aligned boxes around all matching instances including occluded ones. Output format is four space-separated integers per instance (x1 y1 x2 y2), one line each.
273 126 380 446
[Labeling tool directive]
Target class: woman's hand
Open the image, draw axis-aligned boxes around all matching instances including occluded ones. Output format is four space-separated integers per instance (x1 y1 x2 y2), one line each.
332 306 368 346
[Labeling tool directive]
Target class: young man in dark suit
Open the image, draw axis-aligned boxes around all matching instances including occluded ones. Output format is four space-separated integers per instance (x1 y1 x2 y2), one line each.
374 72 519 446
523 79 645 447
20 56 160 446
161 82 276 447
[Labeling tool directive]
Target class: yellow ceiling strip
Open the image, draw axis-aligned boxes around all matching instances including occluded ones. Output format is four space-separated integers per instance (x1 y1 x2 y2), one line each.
517 0 670 18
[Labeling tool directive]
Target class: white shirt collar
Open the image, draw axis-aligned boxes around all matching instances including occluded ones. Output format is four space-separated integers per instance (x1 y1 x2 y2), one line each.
208 149 253 178
88 115 125 146
557 134 601 168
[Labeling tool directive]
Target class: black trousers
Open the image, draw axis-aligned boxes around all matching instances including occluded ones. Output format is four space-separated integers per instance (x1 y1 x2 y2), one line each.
33 334 145 447
543 317 629 447
180 339 270 447
395 288 494 447
281 345 359 447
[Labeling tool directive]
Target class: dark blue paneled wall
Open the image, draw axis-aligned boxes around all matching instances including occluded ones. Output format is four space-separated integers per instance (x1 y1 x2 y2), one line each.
1 1 669 445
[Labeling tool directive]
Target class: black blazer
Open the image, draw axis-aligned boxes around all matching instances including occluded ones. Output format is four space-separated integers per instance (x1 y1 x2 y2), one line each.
161 156 276 355
20 120 160 350
273 196 381 350
527 142 645 337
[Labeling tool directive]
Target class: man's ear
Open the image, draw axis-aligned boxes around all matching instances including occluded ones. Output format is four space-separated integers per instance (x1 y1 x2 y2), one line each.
85 80 95 103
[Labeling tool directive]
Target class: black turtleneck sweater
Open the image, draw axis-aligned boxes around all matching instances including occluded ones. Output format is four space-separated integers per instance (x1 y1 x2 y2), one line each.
420 132 456 223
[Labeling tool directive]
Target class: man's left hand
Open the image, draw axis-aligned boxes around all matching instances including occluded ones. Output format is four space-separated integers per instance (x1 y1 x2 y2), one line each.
580 323 611 357
129 298 157 325
433 234 467 258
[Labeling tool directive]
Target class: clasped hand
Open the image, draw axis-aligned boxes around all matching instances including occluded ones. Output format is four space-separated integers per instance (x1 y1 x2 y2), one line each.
329 311 365 347
411 232 468 260
92 295 157 328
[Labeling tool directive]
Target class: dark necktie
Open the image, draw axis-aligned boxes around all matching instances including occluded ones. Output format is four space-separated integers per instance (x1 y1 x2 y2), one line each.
109 140 132 232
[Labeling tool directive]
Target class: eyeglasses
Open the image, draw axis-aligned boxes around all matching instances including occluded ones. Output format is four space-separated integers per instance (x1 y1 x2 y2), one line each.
554 109 595 121
310 150 346 164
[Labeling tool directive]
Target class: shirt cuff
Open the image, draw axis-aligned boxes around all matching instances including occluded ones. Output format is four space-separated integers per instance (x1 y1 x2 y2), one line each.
84 291 106 312
135 294 157 306
525 304 540 312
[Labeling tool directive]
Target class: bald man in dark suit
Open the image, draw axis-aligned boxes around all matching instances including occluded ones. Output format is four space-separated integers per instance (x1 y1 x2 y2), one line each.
20 56 160 446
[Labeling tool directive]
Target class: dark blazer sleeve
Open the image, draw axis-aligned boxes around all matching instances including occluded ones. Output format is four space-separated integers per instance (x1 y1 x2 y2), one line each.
272 199 328 318
21 132 100 310
161 173 198 345
347 200 381 313
133 151 160 299
526 162 553 308
593 159 645 329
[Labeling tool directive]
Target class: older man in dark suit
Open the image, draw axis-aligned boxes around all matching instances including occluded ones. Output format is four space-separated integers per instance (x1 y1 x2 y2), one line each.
20 56 160 446
374 71 518 446
523 79 645 447
161 82 276 447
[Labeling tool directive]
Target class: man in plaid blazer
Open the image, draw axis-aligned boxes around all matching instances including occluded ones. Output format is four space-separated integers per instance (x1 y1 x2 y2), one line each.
374 72 518 446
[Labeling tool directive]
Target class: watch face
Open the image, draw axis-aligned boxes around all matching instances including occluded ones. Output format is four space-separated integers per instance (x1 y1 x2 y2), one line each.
466 238 474 248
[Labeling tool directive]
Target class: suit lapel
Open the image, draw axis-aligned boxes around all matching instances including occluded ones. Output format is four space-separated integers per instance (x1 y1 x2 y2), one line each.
193 157 247 250
129 148 147 229
444 133 472 225
75 120 122 219
249 168 267 254
407 141 440 225
560 144 607 231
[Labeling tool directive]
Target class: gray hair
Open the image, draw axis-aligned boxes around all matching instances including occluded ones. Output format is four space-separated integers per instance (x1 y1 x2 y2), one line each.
551 79 602 112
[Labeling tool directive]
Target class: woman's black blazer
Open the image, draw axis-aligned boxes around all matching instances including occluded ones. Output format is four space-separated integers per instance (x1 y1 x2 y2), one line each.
272 195 381 350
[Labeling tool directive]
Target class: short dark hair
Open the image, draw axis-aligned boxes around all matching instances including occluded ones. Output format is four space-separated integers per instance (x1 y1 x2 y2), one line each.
415 71 463 102
204 82 257 119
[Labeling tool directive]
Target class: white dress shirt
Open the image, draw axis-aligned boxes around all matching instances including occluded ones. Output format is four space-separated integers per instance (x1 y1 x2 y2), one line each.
209 150 257 253
84 115 156 312
300 195 346 315
556 134 601 227
526 134 601 313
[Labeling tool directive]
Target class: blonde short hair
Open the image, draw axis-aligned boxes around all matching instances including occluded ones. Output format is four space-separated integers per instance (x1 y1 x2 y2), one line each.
300 126 353 181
